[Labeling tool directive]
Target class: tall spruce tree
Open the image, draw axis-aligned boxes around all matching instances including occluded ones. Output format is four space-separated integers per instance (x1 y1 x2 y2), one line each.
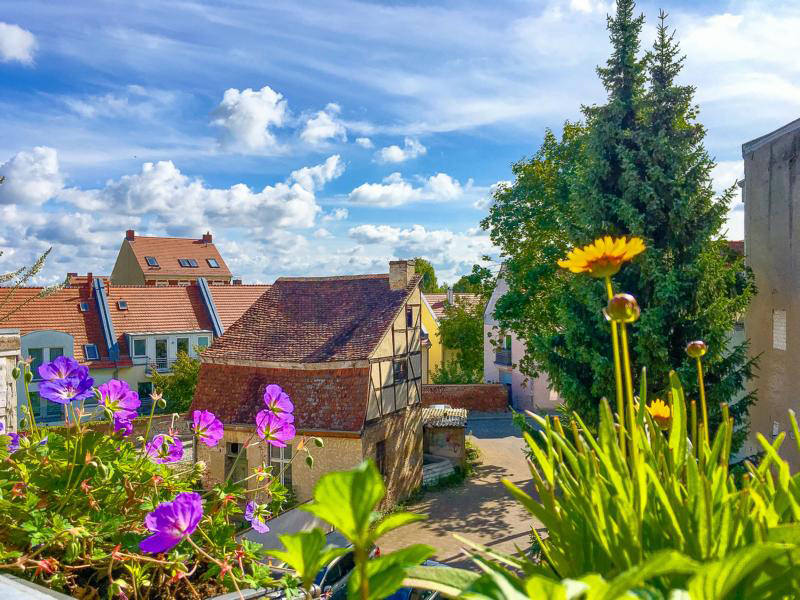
484 2 754 445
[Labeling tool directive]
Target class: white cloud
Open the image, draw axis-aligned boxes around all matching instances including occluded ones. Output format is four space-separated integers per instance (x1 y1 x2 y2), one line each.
375 137 427 163
314 227 333 239
63 86 175 120
0 147 62 205
473 180 511 210
290 154 345 192
322 208 349 221
300 103 347 145
210 85 288 152
0 22 36 65
355 137 374 149
348 171 466 207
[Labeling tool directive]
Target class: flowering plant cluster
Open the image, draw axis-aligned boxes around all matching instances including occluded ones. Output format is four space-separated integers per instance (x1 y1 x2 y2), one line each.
0 357 316 599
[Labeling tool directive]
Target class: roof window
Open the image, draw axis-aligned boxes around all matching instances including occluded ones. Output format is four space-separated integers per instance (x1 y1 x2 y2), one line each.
78 302 89 312
145 256 159 267
83 344 99 360
117 300 128 310
179 258 198 268
207 258 220 268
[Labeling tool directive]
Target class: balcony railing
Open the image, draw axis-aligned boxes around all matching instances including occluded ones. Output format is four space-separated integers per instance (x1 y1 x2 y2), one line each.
495 349 512 366
146 357 176 374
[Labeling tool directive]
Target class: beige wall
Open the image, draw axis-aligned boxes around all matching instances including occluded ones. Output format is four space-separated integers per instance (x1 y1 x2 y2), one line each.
424 425 465 467
1 330 21 433
743 123 800 468
111 241 146 285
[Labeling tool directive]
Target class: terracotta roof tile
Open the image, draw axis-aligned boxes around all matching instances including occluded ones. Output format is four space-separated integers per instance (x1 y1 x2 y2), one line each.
727 240 744 256
205 274 421 363
208 284 271 329
125 236 232 278
424 293 481 320
0 287 108 365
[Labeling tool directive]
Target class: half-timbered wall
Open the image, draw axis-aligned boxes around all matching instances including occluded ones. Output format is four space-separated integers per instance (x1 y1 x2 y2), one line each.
366 287 423 421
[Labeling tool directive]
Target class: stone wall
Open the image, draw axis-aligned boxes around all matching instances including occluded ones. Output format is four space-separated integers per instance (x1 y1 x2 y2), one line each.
424 425 465 467
421 384 508 412
0 330 21 433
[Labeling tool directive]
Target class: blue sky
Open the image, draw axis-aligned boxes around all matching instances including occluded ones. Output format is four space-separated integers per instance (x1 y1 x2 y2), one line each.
1 0 799 284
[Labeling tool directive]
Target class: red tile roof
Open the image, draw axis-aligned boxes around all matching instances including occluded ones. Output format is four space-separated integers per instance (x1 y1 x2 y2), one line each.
208 284 271 329
0 287 112 367
191 363 369 431
424 293 482 320
66 274 108 287
727 240 744 256
204 274 421 363
125 236 232 279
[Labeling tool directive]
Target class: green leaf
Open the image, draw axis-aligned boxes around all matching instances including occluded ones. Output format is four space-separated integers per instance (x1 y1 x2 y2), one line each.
687 543 791 599
348 544 434 600
524 575 568 599
598 550 699 600
371 511 427 540
265 528 347 589
301 460 384 547
668 371 688 471
403 565 481 596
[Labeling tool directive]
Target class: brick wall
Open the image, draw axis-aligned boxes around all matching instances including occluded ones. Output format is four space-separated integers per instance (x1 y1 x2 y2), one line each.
421 384 508 412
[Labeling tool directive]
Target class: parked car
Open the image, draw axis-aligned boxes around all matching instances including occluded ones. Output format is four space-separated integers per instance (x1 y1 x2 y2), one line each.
383 560 444 600
309 530 380 599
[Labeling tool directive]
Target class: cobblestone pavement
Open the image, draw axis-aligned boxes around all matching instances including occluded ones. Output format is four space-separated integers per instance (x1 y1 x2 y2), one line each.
380 413 541 569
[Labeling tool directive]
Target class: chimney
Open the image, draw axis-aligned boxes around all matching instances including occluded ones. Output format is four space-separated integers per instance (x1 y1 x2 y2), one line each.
86 273 93 295
447 286 454 305
389 259 416 291
202 231 213 244
126 229 135 241
232 279 242 285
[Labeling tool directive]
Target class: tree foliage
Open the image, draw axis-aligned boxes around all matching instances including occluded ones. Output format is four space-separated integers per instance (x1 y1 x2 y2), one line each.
452 264 495 300
150 351 201 413
412 257 442 293
436 296 485 383
482 2 754 444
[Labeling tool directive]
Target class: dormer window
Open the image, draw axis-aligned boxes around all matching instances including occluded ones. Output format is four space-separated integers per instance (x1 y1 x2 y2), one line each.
145 256 159 267
83 344 99 360
207 258 220 268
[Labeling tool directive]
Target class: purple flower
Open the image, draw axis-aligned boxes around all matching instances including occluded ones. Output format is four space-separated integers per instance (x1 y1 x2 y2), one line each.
255 410 295 448
139 492 203 554
113 413 135 437
38 375 95 405
192 410 223 447
262 384 294 423
7 433 20 453
145 434 184 463
244 501 270 533
98 380 141 417
37 356 85 381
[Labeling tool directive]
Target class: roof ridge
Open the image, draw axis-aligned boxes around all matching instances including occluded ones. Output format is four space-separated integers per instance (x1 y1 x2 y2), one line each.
276 273 389 282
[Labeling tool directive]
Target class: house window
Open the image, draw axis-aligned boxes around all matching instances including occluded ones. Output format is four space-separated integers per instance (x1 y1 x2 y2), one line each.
155 280 169 287
177 337 189 355
375 440 386 477
83 344 99 360
117 300 128 310
28 348 44 379
178 281 190 287
270 444 293 487
145 256 159 267
207 258 220 268
28 391 42 421
133 339 146 357
393 359 407 383
79 302 89 312
138 382 154 415
187 259 198 267
178 258 190 267
504 335 512 350
406 307 413 328
225 442 248 483
197 336 209 349
45 397 63 422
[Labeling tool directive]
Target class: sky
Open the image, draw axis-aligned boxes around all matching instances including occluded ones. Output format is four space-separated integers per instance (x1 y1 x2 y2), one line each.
1 0 799 285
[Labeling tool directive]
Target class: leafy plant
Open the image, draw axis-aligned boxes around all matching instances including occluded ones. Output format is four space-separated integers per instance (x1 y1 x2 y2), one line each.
150 350 202 413
436 294 485 382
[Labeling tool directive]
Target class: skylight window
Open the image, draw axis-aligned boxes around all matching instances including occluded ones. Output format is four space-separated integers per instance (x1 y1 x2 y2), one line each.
145 256 159 267
78 302 89 312
187 259 198 267
207 258 220 268
179 258 199 268
83 344 99 360
117 300 128 310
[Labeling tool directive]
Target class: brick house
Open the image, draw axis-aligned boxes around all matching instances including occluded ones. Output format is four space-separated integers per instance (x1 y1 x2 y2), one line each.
190 260 425 506
111 230 233 286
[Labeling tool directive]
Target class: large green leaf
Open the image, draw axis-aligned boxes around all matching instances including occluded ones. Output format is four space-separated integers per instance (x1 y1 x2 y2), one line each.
265 528 347 588
371 511 427 540
668 371 688 472
403 565 481 596
687 543 791 599
597 550 699 600
348 544 434 600
301 460 384 546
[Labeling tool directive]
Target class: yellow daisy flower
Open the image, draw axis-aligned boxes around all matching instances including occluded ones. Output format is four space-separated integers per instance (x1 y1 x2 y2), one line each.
647 398 671 430
558 236 646 278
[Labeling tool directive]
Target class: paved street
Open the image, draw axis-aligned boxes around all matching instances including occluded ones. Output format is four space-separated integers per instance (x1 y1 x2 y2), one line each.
380 413 541 569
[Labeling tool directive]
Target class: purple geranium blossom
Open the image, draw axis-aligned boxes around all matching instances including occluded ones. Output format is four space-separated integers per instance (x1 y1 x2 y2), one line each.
145 434 184 464
139 492 203 554
255 410 295 448
244 501 270 533
7 433 20 453
113 413 135 437
37 356 85 382
98 380 141 417
38 375 95 405
262 384 294 423
191 410 223 447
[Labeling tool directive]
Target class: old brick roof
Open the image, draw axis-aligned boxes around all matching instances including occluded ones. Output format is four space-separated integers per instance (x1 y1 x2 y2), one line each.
727 240 744 256
204 274 421 363
125 236 232 278
208 284 271 329
0 287 113 367
191 363 369 431
424 293 481 320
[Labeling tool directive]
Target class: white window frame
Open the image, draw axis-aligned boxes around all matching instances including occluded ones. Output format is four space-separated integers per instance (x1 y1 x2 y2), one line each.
132 338 147 357
269 444 292 486
83 344 99 360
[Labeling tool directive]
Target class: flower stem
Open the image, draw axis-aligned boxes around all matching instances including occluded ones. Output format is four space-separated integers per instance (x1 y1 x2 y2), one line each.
620 323 638 463
22 366 39 436
695 356 709 447
605 276 626 457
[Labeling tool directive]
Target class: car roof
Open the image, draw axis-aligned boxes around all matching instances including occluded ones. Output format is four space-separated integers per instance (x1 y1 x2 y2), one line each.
325 530 352 549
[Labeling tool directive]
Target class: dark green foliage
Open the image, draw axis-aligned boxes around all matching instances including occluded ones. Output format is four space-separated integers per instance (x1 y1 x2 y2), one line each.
436 296 485 382
452 264 495 300
482 2 755 444
412 257 443 293
150 351 201 413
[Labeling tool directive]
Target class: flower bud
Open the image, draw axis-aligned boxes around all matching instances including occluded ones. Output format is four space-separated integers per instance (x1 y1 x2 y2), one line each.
686 340 708 358
603 293 640 323
12 367 20 380
194 460 207 475
157 397 167 409
24 370 33 384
